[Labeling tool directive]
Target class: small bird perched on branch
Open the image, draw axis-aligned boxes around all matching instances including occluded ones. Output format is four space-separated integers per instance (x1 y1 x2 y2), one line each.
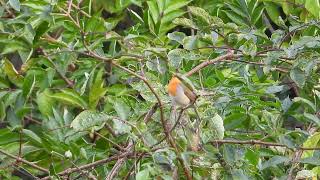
167 75 197 107
167 75 201 151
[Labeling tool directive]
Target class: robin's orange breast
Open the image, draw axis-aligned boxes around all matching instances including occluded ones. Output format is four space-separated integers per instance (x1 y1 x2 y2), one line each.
168 77 181 96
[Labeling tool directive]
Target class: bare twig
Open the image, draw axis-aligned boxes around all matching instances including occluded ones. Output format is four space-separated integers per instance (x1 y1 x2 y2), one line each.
24 116 42 125
287 125 317 180
105 158 126 180
278 22 313 48
41 151 146 180
143 103 159 124
0 149 49 173
93 132 124 151
71 3 91 17
39 48 74 87
123 152 146 180
105 141 133 180
185 51 237 77
104 124 117 137
67 0 73 15
224 59 289 73
210 139 320 150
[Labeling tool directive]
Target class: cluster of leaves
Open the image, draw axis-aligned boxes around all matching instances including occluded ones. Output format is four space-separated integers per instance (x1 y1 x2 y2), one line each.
1 0 320 179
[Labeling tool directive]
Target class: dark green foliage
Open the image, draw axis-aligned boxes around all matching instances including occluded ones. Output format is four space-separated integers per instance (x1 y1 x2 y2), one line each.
0 0 320 179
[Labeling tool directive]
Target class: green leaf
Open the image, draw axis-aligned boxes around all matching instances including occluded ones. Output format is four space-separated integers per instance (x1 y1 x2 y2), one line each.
9 0 20 11
85 15 106 33
302 132 320 158
245 149 259 166
240 39 257 57
264 2 281 25
164 1 190 14
281 96 292 112
0 77 10 88
183 36 198 50
22 129 42 145
147 1 159 24
70 110 112 131
50 89 88 109
231 169 250 180
203 113 224 142
290 68 306 88
265 85 284 94
36 89 54 117
225 3 247 18
89 69 107 109
223 10 247 26
167 31 186 44
136 169 149 180
128 9 144 23
304 113 320 127
296 170 315 179
224 113 247 130
305 0 320 18
188 6 212 25
0 101 5 121
293 97 316 112
4 90 21 108
34 21 49 43
22 74 35 99
260 156 290 170
167 49 186 68
173 18 198 29
2 59 24 87
113 99 131 120
251 4 264 25
0 128 20 145
112 118 131 134
300 157 320 166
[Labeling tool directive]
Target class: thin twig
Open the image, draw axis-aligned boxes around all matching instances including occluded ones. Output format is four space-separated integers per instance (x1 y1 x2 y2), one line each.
123 152 146 180
287 125 317 180
0 149 49 173
278 22 313 48
67 0 73 15
39 48 74 87
210 139 320 150
105 141 133 180
71 3 91 17
41 151 146 180
143 103 159 124
93 132 124 151
224 59 289 73
185 51 237 77
104 124 117 137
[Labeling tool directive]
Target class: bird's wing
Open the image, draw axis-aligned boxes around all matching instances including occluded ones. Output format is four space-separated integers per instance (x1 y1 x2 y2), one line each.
183 85 197 103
